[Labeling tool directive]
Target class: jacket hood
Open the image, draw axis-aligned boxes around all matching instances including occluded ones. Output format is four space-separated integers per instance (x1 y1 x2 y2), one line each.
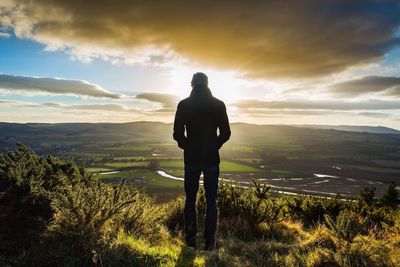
190 84 213 98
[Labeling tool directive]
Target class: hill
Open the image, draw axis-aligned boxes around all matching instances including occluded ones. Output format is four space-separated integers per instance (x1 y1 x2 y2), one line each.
0 146 399 266
297 125 400 135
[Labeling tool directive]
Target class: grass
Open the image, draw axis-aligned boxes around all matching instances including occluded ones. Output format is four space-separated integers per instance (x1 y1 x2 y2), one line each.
159 160 183 168
229 145 258 153
159 160 262 172
85 167 113 173
103 145 152 151
98 170 184 201
98 170 183 188
220 161 261 172
104 161 149 168
112 156 150 161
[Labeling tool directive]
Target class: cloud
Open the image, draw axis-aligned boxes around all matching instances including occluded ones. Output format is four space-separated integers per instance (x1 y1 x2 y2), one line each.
357 112 391 118
17 100 175 115
0 99 15 104
0 32 10 38
234 99 400 111
40 102 140 112
232 99 397 119
2 1 400 78
0 74 123 99
327 76 400 97
234 108 392 118
135 92 179 109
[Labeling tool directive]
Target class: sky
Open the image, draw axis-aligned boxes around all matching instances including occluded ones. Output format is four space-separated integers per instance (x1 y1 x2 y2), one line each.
1 0 400 129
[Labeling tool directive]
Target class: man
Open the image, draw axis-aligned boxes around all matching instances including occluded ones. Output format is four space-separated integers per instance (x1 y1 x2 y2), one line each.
173 72 231 251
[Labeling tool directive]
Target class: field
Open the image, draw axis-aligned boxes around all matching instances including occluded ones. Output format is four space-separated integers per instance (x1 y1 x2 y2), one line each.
1 121 399 201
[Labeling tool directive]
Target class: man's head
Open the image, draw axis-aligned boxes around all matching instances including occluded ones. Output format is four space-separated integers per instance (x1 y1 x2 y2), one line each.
191 72 208 87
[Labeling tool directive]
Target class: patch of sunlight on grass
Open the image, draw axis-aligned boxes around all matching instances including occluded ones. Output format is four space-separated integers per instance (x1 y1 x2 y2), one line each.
114 230 179 265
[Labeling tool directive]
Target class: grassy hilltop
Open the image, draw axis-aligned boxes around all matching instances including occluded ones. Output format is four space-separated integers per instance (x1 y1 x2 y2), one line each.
1 145 399 266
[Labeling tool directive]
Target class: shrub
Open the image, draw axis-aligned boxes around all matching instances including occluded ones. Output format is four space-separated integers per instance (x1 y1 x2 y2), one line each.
0 144 91 255
163 195 185 233
359 187 376 206
0 145 164 266
217 179 286 240
380 182 399 207
286 196 345 228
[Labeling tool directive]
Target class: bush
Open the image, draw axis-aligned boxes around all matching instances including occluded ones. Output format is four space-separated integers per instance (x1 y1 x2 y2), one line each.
380 182 399 207
0 145 164 266
359 187 376 206
286 195 345 228
217 179 286 240
0 144 91 255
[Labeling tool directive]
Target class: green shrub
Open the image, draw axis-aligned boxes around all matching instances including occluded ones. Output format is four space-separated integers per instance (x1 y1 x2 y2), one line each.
217 180 286 240
163 195 185 233
359 187 376 206
286 195 345 228
0 145 164 266
380 182 399 208
0 144 91 255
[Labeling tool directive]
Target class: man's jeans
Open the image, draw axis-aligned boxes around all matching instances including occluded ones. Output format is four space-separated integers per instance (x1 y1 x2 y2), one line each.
184 164 219 247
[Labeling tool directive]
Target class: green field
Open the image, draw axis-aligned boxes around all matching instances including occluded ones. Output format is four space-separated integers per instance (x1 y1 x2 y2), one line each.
85 167 113 173
103 145 152 151
98 170 183 188
104 161 149 168
220 161 261 172
159 159 261 172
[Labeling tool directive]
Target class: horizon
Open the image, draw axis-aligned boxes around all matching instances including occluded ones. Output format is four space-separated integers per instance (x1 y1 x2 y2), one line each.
1 120 399 132
1 1 400 128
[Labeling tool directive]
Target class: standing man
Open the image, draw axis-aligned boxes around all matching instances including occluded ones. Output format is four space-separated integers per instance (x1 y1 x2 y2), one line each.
173 72 231 251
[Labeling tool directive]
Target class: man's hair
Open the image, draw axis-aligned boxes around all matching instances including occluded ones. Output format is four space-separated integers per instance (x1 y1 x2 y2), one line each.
191 72 208 87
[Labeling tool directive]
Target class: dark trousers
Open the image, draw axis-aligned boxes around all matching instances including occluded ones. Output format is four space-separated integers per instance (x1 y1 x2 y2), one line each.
184 164 219 246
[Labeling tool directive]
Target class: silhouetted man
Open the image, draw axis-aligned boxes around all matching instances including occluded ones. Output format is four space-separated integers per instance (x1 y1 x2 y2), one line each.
173 72 231 250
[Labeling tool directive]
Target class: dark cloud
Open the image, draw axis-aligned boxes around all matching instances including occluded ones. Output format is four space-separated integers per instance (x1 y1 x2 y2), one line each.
135 92 179 109
234 99 400 110
3 0 400 78
0 74 123 99
328 76 400 97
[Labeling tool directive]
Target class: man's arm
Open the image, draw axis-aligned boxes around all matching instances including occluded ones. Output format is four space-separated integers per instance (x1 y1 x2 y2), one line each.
173 102 187 149
217 103 231 149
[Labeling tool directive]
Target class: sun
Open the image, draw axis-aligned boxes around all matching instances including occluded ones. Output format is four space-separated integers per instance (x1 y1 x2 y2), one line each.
167 64 245 103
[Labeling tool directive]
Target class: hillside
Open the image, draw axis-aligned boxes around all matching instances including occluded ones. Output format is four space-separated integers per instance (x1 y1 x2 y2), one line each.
1 122 400 146
298 125 400 135
0 146 399 266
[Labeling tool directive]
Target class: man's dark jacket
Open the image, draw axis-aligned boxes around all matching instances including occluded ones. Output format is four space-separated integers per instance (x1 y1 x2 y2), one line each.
173 84 231 165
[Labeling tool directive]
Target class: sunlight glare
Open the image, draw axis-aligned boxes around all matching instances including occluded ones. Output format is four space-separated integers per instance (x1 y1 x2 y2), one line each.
168 64 247 103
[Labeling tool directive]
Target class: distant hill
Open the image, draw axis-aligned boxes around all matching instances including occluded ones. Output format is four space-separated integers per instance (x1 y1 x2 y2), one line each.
1 122 400 148
297 124 400 135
